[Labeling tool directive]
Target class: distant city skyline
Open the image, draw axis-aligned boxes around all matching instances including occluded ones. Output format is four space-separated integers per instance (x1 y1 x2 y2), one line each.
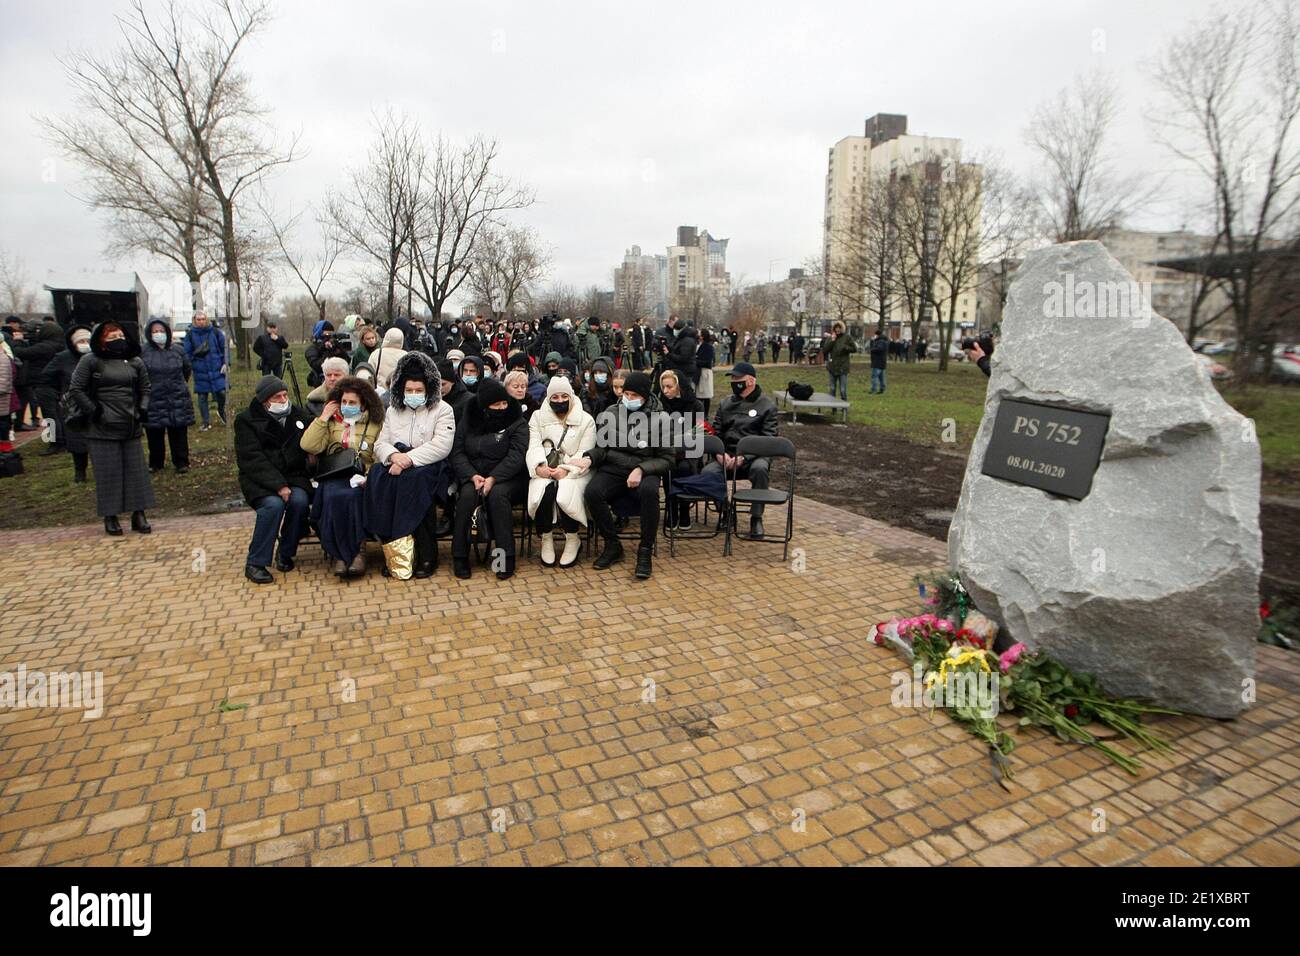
0 0 1230 315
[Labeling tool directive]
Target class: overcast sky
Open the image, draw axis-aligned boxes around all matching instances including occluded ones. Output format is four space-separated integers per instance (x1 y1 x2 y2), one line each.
0 0 1234 315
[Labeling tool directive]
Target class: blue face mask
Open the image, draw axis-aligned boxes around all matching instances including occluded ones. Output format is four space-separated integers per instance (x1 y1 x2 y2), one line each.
462 374 479 386
622 396 643 412
340 405 362 420
405 393 426 409
595 373 608 385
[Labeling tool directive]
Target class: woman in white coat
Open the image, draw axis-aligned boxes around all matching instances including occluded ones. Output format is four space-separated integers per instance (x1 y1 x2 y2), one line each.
365 351 457 577
370 326 408 397
526 375 596 568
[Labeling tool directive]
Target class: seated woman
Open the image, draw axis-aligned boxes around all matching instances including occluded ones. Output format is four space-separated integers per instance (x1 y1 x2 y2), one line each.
658 369 706 529
300 375 384 578
366 352 456 579
449 379 529 581
610 367 629 403
526 376 596 569
582 356 617 417
504 369 540 420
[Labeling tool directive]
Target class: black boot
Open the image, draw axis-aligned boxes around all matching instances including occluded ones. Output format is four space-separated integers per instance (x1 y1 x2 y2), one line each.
131 511 152 534
104 515 123 536
635 545 653 580
245 564 273 584
592 536 624 570
495 554 516 581
453 556 472 579
74 469 87 483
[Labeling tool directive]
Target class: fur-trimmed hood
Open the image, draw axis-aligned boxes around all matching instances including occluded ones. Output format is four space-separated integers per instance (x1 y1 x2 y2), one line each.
386 350 442 409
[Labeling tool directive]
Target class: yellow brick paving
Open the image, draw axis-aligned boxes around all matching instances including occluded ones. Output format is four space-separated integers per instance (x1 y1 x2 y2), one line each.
1 498 1298 866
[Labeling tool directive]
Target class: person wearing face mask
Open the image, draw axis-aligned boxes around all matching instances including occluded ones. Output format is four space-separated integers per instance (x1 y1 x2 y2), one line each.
448 378 529 580
542 351 563 380
582 356 617 417
526 375 596 568
703 362 779 538
66 322 155 536
457 354 485 405
182 309 227 431
300 376 385 578
140 319 194 474
235 375 314 583
40 323 94 478
576 371 675 580
366 352 457 579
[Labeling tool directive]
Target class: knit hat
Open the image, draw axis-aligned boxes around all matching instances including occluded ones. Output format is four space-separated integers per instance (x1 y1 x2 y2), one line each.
476 378 510 410
436 358 456 382
545 375 575 400
446 348 465 366
623 371 652 398
558 357 578 380
255 374 288 403
506 351 532 372
544 351 563 366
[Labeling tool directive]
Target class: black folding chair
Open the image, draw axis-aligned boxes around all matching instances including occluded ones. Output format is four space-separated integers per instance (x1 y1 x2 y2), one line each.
585 484 660 555
724 435 796 559
473 494 532 565
663 434 727 556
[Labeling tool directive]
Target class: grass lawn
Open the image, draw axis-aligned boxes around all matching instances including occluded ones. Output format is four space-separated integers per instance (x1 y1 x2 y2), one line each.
758 357 1300 492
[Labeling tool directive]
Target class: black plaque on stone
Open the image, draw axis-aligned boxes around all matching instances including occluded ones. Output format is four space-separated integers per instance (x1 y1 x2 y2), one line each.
980 398 1110 500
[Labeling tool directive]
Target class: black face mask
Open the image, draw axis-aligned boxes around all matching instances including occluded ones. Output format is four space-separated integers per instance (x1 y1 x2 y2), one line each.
105 339 129 357
549 400 570 415
485 406 512 426
546 367 559 378
731 380 747 397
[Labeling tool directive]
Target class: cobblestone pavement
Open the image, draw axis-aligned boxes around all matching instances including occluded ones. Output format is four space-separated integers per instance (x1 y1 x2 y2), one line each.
2 498 1297 866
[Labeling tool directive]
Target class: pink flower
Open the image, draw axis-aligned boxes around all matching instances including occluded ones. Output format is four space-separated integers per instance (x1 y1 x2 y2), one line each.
999 643 1027 673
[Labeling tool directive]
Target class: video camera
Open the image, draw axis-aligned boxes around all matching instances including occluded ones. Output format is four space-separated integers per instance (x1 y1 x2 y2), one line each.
961 333 994 356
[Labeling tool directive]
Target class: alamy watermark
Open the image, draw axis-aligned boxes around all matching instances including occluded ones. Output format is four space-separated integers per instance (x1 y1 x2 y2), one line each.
1041 275 1153 327
890 662 1000 718
1 664 103 720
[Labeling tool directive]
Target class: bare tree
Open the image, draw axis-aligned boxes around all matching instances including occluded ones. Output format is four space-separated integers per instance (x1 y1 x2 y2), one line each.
1025 71 1157 242
406 134 535 320
261 198 342 328
466 223 548 322
582 285 605 319
326 109 422 327
537 282 581 317
1148 0 1300 382
827 173 902 333
0 247 35 314
614 263 652 326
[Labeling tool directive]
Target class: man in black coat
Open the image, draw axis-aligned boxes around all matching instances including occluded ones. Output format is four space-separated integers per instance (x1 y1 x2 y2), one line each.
665 317 700 389
704 362 779 537
234 374 314 584
40 323 93 471
12 318 63 432
579 371 676 580
253 322 287 376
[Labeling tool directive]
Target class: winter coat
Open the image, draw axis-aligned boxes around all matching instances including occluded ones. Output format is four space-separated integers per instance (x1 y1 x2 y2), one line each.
525 398 596 520
667 325 699 384
182 323 227 393
710 383 779 455
868 335 889 370
300 409 384 470
234 397 314 506
0 338 13 412
582 357 617 417
370 327 407 393
449 397 529 483
67 323 151 441
374 352 456 467
141 320 195 429
827 333 856 373
586 394 675 479
253 330 287 372
12 320 63 384
39 325 91 452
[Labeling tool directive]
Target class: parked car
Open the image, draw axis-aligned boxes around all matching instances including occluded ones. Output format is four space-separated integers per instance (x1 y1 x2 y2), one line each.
1270 345 1300 384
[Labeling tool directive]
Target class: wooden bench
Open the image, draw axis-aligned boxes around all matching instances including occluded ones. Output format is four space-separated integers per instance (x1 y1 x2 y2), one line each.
772 390 850 424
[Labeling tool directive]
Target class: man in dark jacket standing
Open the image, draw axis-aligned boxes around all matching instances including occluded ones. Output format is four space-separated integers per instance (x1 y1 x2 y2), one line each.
580 371 675 580
40 323 93 472
253 322 287 377
868 328 889 394
665 317 699 390
13 318 65 451
827 321 857 400
234 374 314 584
141 319 195 472
704 362 779 537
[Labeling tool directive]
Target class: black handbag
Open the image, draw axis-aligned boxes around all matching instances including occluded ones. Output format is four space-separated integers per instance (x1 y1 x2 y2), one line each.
314 448 363 482
469 493 491 544
787 380 814 401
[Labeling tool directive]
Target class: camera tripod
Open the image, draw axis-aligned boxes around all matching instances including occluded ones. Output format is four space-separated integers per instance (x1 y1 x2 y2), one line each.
282 350 304 406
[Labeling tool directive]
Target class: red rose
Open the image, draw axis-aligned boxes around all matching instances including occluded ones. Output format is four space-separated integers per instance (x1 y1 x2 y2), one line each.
1260 603 1271 620
1064 704 1079 719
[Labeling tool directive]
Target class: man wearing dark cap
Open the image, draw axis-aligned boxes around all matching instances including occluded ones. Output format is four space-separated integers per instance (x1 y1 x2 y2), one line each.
704 362 779 538
577 370 675 580
234 374 315 584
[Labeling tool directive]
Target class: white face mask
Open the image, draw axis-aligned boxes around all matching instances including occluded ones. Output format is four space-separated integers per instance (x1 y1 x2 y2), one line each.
75 341 91 354
151 332 168 345
267 400 290 416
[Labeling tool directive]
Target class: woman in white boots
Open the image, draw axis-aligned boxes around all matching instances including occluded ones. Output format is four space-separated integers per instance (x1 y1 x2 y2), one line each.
526 375 596 568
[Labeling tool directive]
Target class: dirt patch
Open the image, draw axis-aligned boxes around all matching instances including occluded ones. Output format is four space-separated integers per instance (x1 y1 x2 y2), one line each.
785 417 1300 609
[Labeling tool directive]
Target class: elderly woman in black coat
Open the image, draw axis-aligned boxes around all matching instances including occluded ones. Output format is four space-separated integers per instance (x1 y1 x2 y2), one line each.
141 319 194 474
39 323 92 479
448 378 528 581
66 322 155 536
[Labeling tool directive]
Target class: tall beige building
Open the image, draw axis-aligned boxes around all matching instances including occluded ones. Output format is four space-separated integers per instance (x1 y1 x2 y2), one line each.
667 225 730 315
822 113 977 338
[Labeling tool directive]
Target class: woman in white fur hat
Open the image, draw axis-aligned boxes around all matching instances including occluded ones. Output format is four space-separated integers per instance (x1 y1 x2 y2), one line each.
525 375 596 567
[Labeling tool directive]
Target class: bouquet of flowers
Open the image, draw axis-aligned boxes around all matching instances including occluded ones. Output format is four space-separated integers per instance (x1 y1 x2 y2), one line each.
875 575 1182 782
